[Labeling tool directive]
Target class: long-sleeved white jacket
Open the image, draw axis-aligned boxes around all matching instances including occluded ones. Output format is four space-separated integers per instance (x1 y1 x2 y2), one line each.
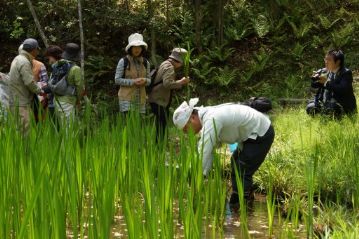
197 103 271 175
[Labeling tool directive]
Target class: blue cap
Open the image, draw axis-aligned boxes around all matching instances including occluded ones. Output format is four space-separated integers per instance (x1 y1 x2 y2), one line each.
22 38 39 51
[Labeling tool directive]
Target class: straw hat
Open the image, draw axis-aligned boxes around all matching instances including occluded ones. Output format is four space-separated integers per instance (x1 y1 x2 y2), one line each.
125 33 148 52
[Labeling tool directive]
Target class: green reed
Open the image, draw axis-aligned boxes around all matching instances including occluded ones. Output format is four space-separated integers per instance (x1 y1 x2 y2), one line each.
266 175 276 238
1 102 358 238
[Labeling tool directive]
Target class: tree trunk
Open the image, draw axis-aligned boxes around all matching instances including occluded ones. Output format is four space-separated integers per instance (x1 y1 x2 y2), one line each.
194 0 202 52
77 0 85 86
147 0 157 66
166 0 169 25
217 0 224 45
124 0 129 11
26 0 49 48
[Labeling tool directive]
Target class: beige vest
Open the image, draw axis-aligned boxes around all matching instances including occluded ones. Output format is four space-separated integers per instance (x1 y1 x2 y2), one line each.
118 56 147 104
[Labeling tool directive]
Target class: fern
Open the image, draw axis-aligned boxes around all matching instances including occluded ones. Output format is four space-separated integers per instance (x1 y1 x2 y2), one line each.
253 49 270 72
330 23 355 48
224 23 252 41
206 45 235 63
192 62 215 81
208 66 239 87
318 16 342 30
292 42 307 60
286 16 313 39
254 14 270 38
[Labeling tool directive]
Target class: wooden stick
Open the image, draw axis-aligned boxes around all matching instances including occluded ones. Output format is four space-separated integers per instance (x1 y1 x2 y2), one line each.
77 0 85 87
26 0 49 48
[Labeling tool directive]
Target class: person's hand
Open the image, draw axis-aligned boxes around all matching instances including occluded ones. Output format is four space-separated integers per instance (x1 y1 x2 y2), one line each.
179 77 190 85
311 71 320 79
38 89 46 97
318 75 327 84
134 78 146 86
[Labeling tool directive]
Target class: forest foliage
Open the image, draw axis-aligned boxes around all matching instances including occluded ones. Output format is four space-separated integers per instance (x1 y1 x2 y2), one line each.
1 0 359 109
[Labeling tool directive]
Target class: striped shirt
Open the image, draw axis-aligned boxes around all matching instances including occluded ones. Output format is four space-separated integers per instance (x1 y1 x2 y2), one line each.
39 65 48 83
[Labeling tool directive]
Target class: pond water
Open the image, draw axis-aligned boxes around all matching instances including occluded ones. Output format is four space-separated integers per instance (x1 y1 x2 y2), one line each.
107 194 306 239
217 195 306 239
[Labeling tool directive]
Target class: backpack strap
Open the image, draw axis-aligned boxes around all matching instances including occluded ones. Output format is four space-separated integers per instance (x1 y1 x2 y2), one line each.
143 58 148 69
146 68 161 93
152 79 162 88
121 57 148 78
121 57 129 78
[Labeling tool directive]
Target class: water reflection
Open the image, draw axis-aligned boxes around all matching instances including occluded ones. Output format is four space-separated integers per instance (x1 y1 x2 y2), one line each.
217 195 306 239
107 195 306 238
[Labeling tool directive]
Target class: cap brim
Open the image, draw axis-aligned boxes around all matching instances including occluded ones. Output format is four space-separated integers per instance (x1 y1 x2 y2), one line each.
169 56 183 64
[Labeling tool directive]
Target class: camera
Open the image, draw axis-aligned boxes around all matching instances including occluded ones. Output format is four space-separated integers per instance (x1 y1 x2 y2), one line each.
311 68 328 82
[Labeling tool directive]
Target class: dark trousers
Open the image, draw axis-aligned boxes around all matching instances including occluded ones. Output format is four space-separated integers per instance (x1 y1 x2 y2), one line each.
306 101 321 116
150 103 169 142
306 100 343 118
231 125 275 194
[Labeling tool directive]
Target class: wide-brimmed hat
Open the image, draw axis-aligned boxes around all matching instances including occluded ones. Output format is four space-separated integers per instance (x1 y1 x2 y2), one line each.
173 98 199 129
125 33 148 52
169 48 187 64
62 43 80 62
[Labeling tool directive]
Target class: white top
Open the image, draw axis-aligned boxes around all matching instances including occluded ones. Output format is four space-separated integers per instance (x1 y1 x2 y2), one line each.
197 103 271 175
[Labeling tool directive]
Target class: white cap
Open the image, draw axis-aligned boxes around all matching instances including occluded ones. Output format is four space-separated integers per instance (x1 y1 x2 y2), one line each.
125 33 148 52
173 98 199 129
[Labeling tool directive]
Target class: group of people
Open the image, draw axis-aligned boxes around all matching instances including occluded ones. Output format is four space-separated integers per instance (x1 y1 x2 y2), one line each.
0 33 357 208
0 38 85 134
114 33 190 141
170 48 357 207
115 33 276 206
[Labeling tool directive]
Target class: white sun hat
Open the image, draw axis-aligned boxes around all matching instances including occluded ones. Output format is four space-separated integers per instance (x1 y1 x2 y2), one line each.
125 33 148 52
173 98 199 129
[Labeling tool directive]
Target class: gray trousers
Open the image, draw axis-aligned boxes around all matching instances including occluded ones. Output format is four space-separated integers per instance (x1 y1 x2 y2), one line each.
231 125 275 194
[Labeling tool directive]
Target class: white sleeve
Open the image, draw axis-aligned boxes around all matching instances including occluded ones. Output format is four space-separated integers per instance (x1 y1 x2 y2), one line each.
198 118 222 176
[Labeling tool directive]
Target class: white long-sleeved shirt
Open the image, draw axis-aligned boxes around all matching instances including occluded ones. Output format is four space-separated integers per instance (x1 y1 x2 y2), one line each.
197 104 271 175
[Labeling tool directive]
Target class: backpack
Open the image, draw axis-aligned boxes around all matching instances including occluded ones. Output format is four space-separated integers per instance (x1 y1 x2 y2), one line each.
147 67 161 93
48 61 76 96
243 97 272 113
0 72 9 109
121 56 161 93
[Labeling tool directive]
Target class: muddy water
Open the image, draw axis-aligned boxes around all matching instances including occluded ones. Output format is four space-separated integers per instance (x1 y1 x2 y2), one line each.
108 195 306 239
215 195 306 239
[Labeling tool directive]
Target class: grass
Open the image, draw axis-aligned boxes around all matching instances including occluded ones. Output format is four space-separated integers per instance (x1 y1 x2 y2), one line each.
0 97 358 238
257 108 359 203
256 105 359 238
